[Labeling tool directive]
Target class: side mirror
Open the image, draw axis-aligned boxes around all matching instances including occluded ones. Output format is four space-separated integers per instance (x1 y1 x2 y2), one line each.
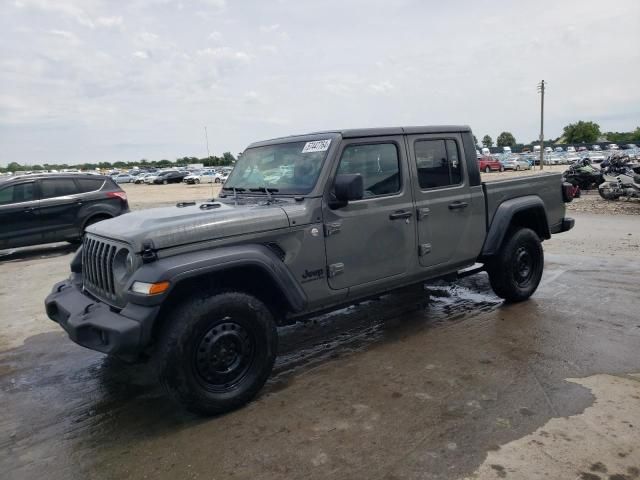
330 174 363 209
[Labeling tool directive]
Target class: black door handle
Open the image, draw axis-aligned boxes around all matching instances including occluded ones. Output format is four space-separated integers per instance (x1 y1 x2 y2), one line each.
448 201 468 210
389 210 413 220
23 207 35 213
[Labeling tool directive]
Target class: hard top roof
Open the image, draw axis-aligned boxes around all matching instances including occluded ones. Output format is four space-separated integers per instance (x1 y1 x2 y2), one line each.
248 125 471 148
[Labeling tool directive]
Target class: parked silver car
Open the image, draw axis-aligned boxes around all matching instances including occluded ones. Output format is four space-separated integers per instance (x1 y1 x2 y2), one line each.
501 158 531 171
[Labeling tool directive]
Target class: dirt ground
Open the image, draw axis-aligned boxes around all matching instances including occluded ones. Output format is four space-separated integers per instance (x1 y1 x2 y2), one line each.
1 176 640 480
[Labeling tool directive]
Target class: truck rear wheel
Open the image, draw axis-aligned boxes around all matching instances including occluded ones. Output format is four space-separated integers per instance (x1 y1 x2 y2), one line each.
155 291 277 415
487 228 544 302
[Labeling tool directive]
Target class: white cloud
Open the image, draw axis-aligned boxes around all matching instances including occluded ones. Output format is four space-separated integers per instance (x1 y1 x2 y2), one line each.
368 81 394 94
208 31 222 41
14 0 96 28
2 0 639 166
259 24 280 33
197 47 250 63
96 16 123 28
47 29 79 42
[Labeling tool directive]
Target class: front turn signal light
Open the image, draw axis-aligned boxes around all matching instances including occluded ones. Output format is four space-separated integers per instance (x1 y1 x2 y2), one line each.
131 281 170 295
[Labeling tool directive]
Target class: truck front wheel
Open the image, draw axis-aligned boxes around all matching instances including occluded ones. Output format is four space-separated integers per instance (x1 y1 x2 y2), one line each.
487 228 544 302
155 291 277 415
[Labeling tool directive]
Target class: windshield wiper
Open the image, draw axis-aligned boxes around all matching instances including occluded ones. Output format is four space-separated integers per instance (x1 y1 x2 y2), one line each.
249 186 279 203
222 186 246 191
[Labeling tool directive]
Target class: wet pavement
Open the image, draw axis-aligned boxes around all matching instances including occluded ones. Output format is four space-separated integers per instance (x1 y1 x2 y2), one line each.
1 212 640 479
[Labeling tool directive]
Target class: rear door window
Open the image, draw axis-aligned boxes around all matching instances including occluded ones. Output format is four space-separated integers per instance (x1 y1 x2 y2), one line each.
40 178 79 199
414 139 463 189
0 182 35 205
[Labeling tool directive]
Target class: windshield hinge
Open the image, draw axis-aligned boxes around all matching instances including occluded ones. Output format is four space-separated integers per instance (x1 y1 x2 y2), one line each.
142 241 157 263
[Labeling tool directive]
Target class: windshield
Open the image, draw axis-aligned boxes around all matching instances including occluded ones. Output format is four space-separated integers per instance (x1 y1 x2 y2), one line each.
224 139 332 194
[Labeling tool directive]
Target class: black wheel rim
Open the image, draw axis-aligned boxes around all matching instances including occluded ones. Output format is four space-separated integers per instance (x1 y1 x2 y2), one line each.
193 318 255 392
513 246 534 287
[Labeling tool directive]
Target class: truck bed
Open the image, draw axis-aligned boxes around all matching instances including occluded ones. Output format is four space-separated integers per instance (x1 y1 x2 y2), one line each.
482 173 566 232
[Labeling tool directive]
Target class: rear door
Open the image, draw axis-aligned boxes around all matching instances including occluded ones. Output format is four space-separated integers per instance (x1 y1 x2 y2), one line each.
37 177 83 242
323 137 416 290
406 134 472 268
0 180 40 248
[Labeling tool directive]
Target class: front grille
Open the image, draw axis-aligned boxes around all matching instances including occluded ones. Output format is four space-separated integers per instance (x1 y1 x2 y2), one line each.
82 236 119 302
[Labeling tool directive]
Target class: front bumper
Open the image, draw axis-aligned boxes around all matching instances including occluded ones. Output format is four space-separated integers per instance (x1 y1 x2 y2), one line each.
45 275 159 359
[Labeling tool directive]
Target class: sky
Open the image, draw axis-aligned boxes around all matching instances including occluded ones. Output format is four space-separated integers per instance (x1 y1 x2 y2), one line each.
1 0 639 166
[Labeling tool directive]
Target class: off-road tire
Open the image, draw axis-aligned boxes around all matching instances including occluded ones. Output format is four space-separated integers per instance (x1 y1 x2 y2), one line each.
487 228 544 303
155 291 277 415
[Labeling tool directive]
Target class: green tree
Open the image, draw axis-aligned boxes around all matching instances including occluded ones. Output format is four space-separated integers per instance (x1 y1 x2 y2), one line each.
222 151 236 164
7 162 23 172
497 131 516 147
481 135 493 148
563 121 601 143
473 135 478 146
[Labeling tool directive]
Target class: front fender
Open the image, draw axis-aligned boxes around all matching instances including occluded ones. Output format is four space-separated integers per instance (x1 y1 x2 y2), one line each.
124 244 308 312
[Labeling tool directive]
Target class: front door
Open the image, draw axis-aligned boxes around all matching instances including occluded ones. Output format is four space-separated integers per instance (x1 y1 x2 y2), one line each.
0 180 40 249
406 134 471 268
323 137 416 290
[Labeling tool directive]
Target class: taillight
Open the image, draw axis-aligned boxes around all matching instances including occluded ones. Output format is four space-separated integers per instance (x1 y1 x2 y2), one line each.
562 182 575 203
108 191 128 202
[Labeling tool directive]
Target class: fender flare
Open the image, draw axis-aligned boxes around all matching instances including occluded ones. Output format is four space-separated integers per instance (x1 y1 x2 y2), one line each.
125 244 308 313
481 195 550 257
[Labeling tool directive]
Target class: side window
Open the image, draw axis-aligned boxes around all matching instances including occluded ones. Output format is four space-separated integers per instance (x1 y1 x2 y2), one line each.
336 143 400 197
0 182 35 205
414 139 463 189
76 178 105 192
40 178 79 199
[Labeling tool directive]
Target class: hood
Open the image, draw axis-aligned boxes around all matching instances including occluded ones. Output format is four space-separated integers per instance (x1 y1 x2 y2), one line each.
87 200 290 252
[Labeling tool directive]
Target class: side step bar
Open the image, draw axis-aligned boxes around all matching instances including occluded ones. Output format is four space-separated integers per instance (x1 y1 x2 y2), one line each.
456 263 485 278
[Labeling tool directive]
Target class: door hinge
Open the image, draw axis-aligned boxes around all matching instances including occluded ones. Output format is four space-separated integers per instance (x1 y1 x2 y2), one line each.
417 208 430 221
418 243 432 256
324 222 342 237
327 263 345 278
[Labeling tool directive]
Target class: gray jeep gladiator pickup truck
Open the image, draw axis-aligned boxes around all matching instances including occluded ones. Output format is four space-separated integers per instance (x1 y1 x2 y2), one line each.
46 125 575 414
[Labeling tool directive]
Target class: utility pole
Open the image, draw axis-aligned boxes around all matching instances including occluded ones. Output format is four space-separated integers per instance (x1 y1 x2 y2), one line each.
204 126 214 197
537 80 545 170
204 126 211 162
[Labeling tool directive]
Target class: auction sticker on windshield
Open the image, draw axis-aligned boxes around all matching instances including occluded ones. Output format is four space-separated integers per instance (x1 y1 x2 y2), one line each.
302 139 331 153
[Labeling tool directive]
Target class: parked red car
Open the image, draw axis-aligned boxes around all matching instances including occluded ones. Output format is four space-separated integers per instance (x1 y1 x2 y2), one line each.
478 155 504 173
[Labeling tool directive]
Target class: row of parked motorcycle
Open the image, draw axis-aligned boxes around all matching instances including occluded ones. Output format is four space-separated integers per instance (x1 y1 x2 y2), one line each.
562 154 640 200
